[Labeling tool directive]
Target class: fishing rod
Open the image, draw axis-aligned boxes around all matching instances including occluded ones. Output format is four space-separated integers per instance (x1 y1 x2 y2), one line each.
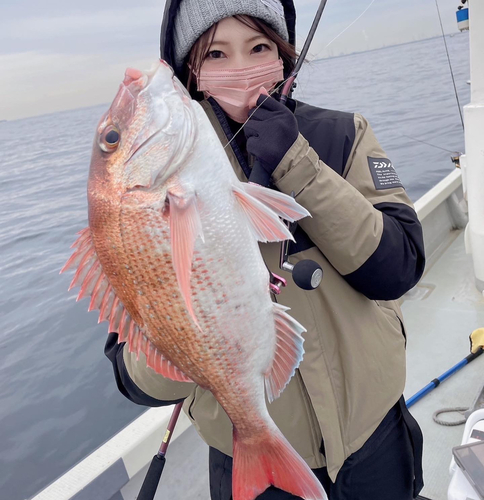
434 0 465 131
251 0 330 293
138 401 184 500
280 0 329 103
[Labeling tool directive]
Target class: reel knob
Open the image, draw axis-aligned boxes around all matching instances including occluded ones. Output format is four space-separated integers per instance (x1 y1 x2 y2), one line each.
291 260 323 290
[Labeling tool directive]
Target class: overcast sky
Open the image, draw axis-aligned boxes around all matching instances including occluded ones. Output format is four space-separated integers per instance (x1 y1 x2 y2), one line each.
0 0 461 120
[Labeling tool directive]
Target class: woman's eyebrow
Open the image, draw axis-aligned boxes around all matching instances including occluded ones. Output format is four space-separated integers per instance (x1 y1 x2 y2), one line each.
210 40 231 46
211 35 267 46
245 33 268 43
245 35 269 43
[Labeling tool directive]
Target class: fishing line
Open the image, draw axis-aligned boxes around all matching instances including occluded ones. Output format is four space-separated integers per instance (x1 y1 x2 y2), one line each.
222 78 291 150
434 0 465 131
400 133 461 154
320 0 377 53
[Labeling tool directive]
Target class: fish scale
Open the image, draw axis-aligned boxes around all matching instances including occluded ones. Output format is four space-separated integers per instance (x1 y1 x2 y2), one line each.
62 61 327 500
116 200 238 387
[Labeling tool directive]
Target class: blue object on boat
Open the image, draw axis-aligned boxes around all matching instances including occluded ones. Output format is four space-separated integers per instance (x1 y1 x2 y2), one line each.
406 348 483 408
457 7 469 31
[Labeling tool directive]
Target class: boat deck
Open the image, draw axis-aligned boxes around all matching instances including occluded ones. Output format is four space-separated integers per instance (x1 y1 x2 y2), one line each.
403 230 484 500
120 420 210 499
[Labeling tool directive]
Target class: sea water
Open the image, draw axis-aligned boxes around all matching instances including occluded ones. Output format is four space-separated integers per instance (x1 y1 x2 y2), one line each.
0 33 469 499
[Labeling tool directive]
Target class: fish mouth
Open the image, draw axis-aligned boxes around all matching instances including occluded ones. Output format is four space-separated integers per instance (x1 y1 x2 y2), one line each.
122 65 157 99
121 62 176 167
120 60 197 190
123 61 189 105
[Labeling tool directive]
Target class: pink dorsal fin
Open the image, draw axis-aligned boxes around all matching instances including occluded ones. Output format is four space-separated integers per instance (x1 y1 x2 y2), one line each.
68 247 96 291
71 227 91 247
99 284 115 323
77 259 102 301
167 186 204 330
109 296 123 332
61 228 91 275
243 183 311 222
265 303 306 403
62 227 193 384
232 185 294 243
121 319 192 382
62 228 125 331
88 273 109 312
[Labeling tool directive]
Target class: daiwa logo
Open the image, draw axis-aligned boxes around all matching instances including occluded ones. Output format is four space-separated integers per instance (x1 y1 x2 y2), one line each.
367 157 403 190
373 160 393 169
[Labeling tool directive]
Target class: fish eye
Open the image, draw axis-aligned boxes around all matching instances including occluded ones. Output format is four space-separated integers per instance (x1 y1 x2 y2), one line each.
99 125 121 153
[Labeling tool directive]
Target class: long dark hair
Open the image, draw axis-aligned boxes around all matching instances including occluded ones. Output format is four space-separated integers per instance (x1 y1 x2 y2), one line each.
184 15 297 99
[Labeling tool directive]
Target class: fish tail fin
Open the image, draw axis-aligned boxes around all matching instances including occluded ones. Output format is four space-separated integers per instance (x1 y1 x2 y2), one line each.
232 426 328 500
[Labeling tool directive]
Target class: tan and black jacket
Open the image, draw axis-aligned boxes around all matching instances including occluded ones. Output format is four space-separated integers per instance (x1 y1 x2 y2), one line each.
105 96 425 481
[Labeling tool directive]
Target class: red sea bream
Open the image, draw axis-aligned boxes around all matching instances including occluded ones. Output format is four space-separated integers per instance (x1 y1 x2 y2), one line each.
62 61 327 500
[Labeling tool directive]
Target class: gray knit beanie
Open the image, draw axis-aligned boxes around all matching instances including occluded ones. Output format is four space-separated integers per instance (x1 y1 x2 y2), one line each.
173 0 289 72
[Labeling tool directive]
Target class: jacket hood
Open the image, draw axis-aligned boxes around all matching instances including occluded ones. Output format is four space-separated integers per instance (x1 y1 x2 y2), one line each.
159 0 296 83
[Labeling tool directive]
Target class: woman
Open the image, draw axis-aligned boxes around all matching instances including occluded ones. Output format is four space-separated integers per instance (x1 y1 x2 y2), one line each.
105 1 425 498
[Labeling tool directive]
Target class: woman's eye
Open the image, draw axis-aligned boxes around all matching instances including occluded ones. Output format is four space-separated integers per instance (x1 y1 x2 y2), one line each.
207 50 224 59
252 44 270 54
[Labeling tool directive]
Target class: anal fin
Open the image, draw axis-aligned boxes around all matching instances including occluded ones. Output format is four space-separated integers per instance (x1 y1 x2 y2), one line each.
143 339 193 382
265 303 306 403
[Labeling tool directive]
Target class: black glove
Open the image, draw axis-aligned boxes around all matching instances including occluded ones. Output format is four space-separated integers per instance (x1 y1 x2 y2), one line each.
245 93 299 186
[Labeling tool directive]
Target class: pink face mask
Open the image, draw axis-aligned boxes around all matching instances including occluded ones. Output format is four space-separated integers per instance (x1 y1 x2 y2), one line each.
197 58 284 123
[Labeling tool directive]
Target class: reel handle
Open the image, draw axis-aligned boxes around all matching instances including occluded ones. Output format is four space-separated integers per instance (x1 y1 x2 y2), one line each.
282 259 323 291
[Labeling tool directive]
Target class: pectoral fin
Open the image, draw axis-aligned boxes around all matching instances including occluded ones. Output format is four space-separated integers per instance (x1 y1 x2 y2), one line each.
243 183 310 222
233 185 293 242
167 186 204 330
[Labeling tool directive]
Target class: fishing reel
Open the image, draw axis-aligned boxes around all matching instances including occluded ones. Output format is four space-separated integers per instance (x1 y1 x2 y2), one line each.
270 217 323 294
249 165 323 294
270 191 323 294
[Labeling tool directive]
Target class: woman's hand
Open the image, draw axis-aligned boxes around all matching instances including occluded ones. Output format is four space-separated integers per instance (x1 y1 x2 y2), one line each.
245 91 299 186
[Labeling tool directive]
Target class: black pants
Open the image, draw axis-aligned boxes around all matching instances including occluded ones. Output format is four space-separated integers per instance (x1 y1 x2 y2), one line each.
209 398 423 500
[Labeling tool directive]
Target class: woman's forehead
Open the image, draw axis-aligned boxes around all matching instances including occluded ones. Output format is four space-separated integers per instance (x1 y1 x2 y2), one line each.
211 16 269 43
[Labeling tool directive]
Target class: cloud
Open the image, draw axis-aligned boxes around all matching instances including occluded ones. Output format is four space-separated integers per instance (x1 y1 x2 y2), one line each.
296 0 459 58
0 51 156 120
0 7 163 56
0 2 165 119
0 0 464 120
